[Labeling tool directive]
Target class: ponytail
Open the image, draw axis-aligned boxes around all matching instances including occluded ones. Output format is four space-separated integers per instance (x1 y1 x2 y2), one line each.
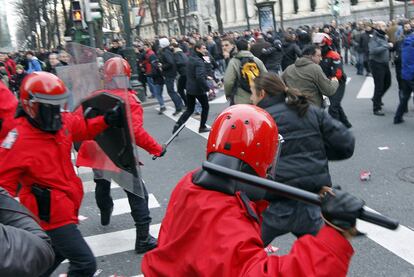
285 87 310 117
253 72 310 117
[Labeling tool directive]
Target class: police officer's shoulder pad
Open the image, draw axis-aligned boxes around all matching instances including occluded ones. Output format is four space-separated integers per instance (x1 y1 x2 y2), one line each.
1 129 18 149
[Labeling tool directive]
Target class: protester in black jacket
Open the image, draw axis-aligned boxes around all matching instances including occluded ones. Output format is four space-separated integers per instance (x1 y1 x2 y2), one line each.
173 42 211 134
158 38 184 115
261 39 283 73
250 72 355 246
281 34 302 71
0 187 55 277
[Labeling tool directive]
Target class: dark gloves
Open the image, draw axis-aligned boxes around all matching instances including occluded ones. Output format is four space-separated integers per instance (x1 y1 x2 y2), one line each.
321 189 365 231
159 144 167 157
104 105 123 128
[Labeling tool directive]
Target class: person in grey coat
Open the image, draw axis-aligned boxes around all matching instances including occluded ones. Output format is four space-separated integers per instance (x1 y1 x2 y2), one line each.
224 39 267 105
369 21 393 116
282 45 339 108
0 187 55 277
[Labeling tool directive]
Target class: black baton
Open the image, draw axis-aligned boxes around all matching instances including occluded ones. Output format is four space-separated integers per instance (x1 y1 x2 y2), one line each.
202 161 399 230
152 124 186 160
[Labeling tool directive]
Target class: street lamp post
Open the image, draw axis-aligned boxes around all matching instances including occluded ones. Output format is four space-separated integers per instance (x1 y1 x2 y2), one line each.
243 0 251 30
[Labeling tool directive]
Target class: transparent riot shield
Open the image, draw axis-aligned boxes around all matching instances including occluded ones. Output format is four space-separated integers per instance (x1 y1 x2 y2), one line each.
58 43 145 198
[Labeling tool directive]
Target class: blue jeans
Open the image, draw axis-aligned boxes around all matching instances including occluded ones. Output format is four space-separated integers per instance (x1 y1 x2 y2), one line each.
147 77 165 107
356 52 364 74
164 77 183 111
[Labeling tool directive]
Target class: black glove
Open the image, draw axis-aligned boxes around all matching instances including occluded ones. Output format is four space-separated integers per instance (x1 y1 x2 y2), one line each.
321 189 365 231
159 144 167 157
104 105 123 128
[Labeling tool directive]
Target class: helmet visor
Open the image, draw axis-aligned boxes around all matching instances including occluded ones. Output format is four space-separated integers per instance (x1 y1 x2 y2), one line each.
34 103 63 132
105 75 130 90
267 134 284 179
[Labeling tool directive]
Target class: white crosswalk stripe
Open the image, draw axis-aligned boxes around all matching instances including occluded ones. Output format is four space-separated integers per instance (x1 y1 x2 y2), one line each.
84 224 161 258
357 76 375 99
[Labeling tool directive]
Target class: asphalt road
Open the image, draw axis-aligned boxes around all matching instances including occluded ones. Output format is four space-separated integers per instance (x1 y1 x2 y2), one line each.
54 64 414 277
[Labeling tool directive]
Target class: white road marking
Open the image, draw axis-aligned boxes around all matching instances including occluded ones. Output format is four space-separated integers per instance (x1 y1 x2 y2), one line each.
112 194 160 216
159 106 210 139
210 95 228 104
357 207 414 266
63 224 161 262
357 76 374 99
83 180 120 193
85 224 161 258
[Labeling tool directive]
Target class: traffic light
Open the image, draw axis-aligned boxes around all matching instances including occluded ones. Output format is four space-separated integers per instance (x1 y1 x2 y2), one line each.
84 0 102 22
72 0 83 22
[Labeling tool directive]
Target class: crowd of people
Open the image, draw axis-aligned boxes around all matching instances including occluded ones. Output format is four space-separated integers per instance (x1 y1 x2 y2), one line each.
0 18 410 276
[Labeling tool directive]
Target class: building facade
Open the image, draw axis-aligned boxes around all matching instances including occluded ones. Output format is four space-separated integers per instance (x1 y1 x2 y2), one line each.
138 0 411 38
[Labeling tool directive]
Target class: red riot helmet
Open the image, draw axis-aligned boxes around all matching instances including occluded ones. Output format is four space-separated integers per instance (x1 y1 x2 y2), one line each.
312 32 333 46
207 104 279 178
103 57 131 89
20 72 69 132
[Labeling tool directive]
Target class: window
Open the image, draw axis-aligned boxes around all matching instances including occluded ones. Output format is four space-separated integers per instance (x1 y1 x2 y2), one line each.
188 0 197 12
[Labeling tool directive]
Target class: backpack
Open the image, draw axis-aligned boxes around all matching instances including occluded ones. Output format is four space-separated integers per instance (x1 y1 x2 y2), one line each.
238 57 260 93
149 56 164 85
401 34 414 81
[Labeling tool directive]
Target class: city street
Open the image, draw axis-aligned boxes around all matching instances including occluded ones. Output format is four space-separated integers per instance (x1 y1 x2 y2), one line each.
54 65 414 277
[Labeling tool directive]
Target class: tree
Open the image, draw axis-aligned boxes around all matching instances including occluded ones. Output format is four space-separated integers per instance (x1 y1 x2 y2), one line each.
145 0 159 35
172 0 188 35
214 0 223 34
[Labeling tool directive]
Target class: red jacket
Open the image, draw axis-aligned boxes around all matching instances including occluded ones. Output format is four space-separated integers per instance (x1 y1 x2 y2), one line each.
143 49 156 75
142 171 354 277
0 82 18 140
5 58 17 76
76 89 162 171
0 112 108 230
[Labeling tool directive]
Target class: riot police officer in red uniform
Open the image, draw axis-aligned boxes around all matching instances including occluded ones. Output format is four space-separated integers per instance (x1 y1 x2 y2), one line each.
0 81 18 140
142 104 364 276
0 72 118 276
76 57 166 254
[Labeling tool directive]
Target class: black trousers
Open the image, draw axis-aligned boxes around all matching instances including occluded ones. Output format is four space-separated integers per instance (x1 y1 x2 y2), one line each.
40 224 96 277
176 94 209 129
328 81 350 125
395 79 414 121
370 60 391 112
95 178 151 226
177 75 187 107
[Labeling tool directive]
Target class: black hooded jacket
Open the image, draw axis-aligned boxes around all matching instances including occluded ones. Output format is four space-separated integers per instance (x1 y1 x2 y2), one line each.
257 94 355 194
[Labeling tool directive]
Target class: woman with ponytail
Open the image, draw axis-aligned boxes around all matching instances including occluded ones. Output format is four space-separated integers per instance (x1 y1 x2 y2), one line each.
250 72 356 246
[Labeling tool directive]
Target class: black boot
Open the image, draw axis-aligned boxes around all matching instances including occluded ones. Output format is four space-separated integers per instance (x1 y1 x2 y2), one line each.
135 224 157 254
